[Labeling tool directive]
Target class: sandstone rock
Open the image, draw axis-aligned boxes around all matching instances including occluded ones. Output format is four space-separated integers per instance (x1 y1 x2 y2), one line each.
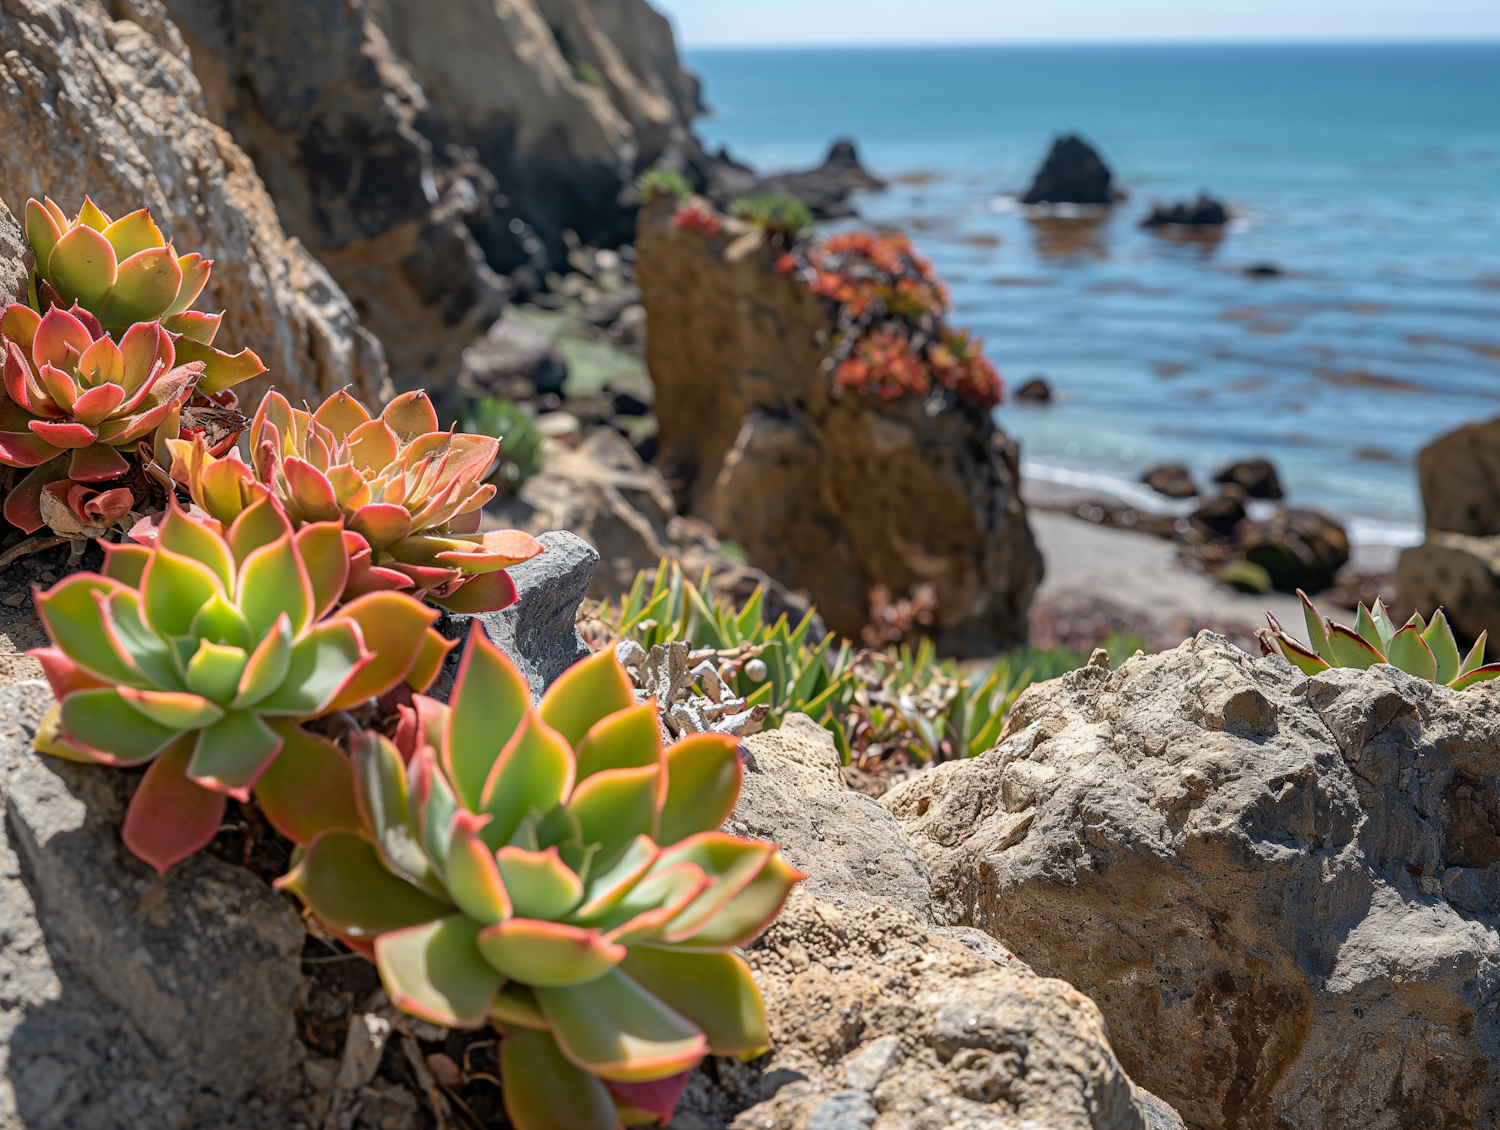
669 888 1180 1130
0 0 387 408
885 632 1500 1129
162 0 506 392
1414 414 1500 537
0 680 314 1128
1397 530 1500 659
637 205 1042 654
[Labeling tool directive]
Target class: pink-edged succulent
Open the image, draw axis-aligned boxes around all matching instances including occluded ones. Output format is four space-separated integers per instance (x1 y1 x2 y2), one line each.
28 498 455 874
170 387 543 612
279 631 803 1130
23 196 265 390
0 302 197 533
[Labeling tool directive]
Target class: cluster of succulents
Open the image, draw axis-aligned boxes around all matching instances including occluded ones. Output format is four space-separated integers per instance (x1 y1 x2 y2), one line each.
1 197 269 542
1261 592 1500 689
279 628 801 1129
727 195 813 240
775 232 1004 407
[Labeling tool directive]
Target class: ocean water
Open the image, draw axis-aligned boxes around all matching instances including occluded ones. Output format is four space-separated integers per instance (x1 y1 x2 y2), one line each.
685 45 1500 541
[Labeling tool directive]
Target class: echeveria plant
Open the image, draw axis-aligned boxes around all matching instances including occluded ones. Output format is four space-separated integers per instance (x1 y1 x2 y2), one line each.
280 630 802 1130
23 196 265 389
170 388 542 612
1262 591 1500 689
29 499 448 872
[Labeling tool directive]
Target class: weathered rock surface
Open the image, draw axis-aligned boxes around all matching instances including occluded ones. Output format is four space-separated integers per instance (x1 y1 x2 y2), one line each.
885 631 1500 1130
1414 414 1500 537
162 0 506 392
638 203 1042 653
670 888 1181 1130
1398 530 1500 659
0 0 387 407
0 680 313 1128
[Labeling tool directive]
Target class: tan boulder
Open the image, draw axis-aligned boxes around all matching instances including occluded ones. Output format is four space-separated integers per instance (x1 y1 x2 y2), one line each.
636 204 1041 653
0 0 388 407
1416 414 1500 536
1397 531 1500 657
884 633 1500 1129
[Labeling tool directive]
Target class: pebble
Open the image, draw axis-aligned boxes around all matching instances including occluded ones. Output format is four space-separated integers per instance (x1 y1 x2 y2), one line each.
2 594 26 608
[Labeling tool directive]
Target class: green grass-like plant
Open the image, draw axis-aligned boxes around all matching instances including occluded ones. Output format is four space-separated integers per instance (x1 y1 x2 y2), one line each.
455 396 545 491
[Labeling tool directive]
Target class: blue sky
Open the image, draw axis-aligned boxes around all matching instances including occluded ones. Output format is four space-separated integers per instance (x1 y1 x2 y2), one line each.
654 0 1500 48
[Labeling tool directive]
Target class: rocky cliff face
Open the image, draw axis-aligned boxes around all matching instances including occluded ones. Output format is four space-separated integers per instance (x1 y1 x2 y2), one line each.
0 0 388 407
160 0 507 392
636 203 1043 654
885 634 1500 1129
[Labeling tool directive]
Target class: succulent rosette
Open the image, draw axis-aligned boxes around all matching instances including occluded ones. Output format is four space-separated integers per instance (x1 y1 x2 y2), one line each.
175 387 543 612
0 302 197 532
280 631 803 1130
23 196 265 389
28 498 450 873
1261 591 1500 690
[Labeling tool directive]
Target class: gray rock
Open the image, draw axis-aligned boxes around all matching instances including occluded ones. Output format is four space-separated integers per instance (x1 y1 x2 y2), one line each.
885 631 1500 1130
435 529 598 700
731 714 934 923
0 681 314 1128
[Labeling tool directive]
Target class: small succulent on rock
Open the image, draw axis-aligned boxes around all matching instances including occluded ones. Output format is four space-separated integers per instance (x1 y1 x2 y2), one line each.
0 303 197 533
23 196 265 389
727 195 813 240
279 630 802 1130
1260 591 1500 689
636 167 693 205
28 499 445 872
171 388 544 612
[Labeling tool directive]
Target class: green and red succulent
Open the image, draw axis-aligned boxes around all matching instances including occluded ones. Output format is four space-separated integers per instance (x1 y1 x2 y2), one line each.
1262 591 1500 689
29 498 450 873
169 388 542 613
279 630 802 1130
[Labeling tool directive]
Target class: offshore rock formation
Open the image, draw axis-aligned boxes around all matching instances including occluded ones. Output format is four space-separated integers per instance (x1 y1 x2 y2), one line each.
637 202 1042 654
0 0 388 407
885 632 1500 1130
1021 135 1121 208
161 0 507 391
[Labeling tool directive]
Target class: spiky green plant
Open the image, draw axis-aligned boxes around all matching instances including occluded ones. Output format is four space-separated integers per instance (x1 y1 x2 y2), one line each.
28 498 447 873
1262 591 1500 689
607 560 853 731
278 630 803 1130
727 195 813 239
455 396 545 491
636 168 693 205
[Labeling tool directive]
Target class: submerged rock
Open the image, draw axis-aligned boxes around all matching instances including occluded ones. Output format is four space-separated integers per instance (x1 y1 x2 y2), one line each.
1013 376 1054 403
885 633 1500 1129
1142 195 1228 227
1213 457 1283 500
1021 135 1121 207
1140 462 1199 499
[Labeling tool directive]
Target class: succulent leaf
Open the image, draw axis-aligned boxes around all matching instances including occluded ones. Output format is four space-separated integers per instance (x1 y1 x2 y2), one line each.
499 1027 619 1130
1450 662 1500 691
618 948 768 1057
446 624 533 809
477 919 626 987
540 647 637 748
1385 625 1437 682
444 810 514 924
254 719 364 844
1459 633 1489 678
375 915 502 1028
658 734 742 847
536 968 707 1083
277 830 452 937
497 846 586 920
567 765 663 865
120 734 226 875
1325 625 1383 670
186 708 284 798
1422 610 1462 685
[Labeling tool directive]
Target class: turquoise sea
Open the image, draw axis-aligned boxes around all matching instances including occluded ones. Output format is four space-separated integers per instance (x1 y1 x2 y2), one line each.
686 45 1500 542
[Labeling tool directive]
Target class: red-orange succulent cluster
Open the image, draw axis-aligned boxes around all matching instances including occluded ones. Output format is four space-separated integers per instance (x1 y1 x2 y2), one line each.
777 232 1003 408
672 205 722 237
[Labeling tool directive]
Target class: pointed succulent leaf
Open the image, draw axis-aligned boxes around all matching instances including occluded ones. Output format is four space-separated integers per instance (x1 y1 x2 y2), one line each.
1264 624 1330 677
322 592 438 713
490 983 549 1031
174 338 267 394
354 731 448 898
250 619 369 717
25 199 63 266
477 705 576 846
142 545 223 638
412 744 459 879
105 247 182 326
28 646 110 701
33 575 139 685
277 829 451 937
295 521 350 620
58 687 183 765
101 589 184 690
1422 610 1462 686
162 310 223 344
425 568 520 615
1460 633 1489 678
499 1027 619 1130
75 197 113 230
1451 663 1500 691
618 949 767 1057
536 968 707 1083
227 493 294 564
496 846 584 920
67 440 130 481
650 834 774 939
475 919 626 987
284 458 342 523
156 503 236 592
447 625 533 810
121 734 226 875
375 915 501 1029
231 612 293 708
184 641 249 702
164 253 212 317
117 686 225 730
254 719 363 844
657 734 742 847
1355 604 1386 653
100 543 151 587
236 534 314 639
1385 625 1438 682
406 628 457 693
539 649 636 748
574 702 663 781
664 852 804 950
444 810 514 924
382 390 441 443
100 208 166 258
312 389 372 442
567 766 662 866
601 863 711 945
1326 624 1384 670
571 835 658 923
29 419 99 448
185 709 284 799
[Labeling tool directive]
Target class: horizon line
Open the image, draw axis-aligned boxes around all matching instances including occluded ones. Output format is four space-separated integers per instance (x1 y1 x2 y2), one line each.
683 37 1500 50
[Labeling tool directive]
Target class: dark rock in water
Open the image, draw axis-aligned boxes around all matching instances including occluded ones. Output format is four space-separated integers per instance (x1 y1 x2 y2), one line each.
1245 262 1284 278
717 138 887 221
458 319 567 400
1142 195 1228 227
1021 135 1120 207
1237 508 1349 592
1190 491 1248 538
435 530 599 701
1014 377 1053 403
1214 458 1284 500
1141 462 1199 499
